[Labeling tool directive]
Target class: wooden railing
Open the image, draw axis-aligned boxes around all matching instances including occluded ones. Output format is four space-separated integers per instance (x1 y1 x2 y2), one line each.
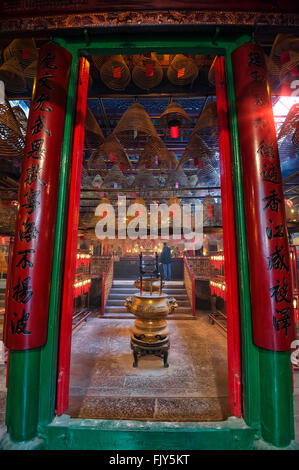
186 256 211 280
183 256 196 317
101 256 114 315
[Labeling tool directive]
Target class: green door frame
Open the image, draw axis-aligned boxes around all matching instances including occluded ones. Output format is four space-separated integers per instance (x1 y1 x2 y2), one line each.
2 31 295 450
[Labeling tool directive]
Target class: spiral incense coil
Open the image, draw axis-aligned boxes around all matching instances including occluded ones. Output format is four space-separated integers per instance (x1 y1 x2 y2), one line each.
268 34 299 89
101 162 128 188
0 98 26 158
114 102 158 137
3 38 38 69
91 55 106 73
291 127 299 149
0 57 26 93
178 133 214 170
159 101 191 131
85 107 105 142
100 55 131 91
277 103 299 150
164 167 189 188
23 59 37 79
279 49 299 82
137 135 177 169
193 100 218 137
90 133 132 170
132 54 163 90
133 166 159 190
167 54 198 86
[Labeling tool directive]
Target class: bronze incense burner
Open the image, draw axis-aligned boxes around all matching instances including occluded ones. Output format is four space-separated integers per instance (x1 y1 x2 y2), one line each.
125 252 177 367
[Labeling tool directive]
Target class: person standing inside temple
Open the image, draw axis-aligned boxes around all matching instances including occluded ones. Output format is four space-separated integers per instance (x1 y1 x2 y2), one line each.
160 242 172 281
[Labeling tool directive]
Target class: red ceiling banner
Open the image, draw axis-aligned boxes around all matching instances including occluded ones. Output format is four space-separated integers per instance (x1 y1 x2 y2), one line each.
3 43 72 350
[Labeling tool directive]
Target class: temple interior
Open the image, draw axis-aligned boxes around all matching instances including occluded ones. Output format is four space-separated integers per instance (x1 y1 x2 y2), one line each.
0 42 298 424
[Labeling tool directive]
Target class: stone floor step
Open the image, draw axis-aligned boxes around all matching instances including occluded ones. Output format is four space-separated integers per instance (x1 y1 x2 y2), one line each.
106 299 190 307
112 280 184 286
109 293 188 300
104 305 192 314
107 279 191 316
111 288 186 294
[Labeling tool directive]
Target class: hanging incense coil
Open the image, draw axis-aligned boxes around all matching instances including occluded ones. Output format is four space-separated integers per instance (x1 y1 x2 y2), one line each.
81 167 94 189
23 59 37 79
133 166 160 200
113 102 159 148
11 105 27 137
0 57 26 93
177 133 214 169
0 97 26 158
292 128 299 149
203 195 216 226
268 34 299 90
279 49 299 82
197 163 220 187
88 148 108 171
164 167 189 188
159 101 191 135
134 166 159 189
132 53 163 90
114 102 158 137
193 100 218 137
89 133 132 170
265 55 282 92
85 107 105 154
3 38 38 69
101 162 127 189
91 55 106 73
100 55 131 91
167 54 198 86
277 103 299 150
137 136 177 169
85 107 104 137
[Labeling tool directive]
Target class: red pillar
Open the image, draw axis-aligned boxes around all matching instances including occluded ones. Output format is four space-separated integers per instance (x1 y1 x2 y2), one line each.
3 43 72 350
214 56 241 417
56 57 90 415
231 43 296 351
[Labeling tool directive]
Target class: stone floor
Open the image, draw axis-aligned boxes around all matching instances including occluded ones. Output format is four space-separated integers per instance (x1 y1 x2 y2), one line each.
1 318 299 443
66 313 230 421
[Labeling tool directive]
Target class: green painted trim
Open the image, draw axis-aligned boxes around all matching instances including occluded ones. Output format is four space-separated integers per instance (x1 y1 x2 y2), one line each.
38 55 78 427
44 415 257 450
259 350 294 447
0 433 44 450
5 348 41 442
54 32 251 57
225 49 261 429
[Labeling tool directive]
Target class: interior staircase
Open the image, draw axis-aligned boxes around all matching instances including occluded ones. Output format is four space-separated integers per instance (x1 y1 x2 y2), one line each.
102 280 194 319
